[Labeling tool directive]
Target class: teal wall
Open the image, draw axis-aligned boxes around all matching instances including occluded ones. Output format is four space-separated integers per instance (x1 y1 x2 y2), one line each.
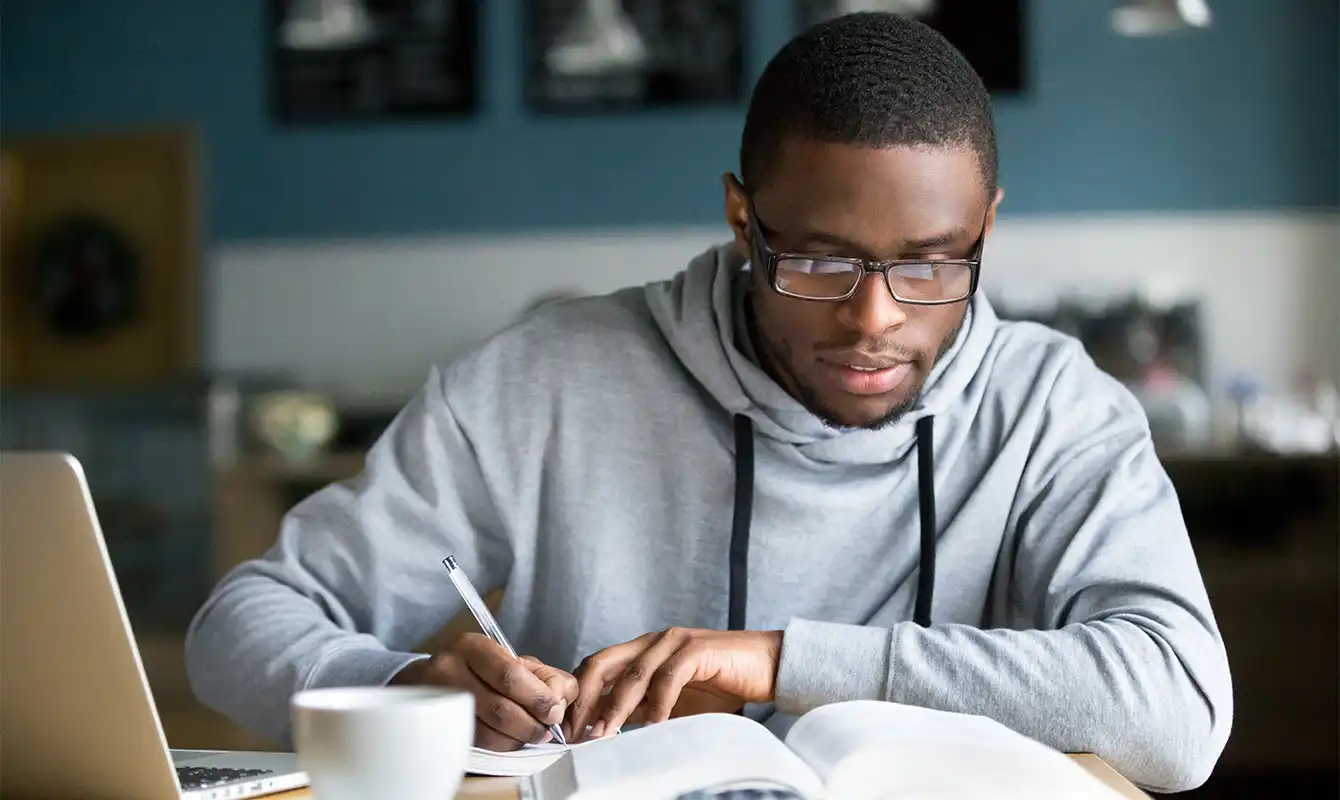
2 0 1337 240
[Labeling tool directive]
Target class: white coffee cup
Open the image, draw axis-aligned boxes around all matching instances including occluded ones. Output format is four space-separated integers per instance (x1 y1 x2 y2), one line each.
292 685 474 800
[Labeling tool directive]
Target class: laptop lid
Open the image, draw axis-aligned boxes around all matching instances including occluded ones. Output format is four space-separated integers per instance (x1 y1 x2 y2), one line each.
0 451 183 800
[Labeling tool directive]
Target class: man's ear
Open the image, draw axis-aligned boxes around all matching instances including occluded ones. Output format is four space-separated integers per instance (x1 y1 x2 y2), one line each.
722 172 752 263
985 186 1005 237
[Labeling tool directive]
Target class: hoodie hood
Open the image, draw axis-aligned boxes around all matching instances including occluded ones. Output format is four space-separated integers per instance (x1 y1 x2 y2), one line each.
645 243 999 466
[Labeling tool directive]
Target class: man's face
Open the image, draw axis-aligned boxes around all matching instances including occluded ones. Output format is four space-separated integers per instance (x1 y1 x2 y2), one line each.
724 138 1001 430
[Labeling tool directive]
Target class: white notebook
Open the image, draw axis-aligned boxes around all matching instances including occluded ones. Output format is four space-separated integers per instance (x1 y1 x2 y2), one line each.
468 701 1140 799
468 739 583 778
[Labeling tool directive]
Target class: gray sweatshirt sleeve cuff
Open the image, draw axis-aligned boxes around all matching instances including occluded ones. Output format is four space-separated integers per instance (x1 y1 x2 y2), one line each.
773 618 891 715
303 646 430 691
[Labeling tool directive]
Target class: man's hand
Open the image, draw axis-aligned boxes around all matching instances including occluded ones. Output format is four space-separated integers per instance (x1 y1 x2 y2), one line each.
566 628 783 742
390 632 577 751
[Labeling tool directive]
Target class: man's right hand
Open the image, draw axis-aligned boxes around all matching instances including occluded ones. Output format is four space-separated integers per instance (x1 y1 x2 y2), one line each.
390 632 577 751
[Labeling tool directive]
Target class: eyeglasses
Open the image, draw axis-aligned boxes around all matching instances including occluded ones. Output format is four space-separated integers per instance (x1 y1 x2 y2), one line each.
748 202 986 305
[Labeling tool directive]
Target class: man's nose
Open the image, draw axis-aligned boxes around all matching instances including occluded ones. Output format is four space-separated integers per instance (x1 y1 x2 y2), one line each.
834 273 907 337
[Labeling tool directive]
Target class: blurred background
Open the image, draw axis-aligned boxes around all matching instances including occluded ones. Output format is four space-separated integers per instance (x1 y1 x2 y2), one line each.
1 1 1337 796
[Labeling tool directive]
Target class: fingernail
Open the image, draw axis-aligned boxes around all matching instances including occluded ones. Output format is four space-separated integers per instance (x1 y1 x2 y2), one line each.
591 720 606 739
549 700 567 725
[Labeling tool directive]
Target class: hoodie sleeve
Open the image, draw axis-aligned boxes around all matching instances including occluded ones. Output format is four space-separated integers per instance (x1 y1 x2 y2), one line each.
185 365 511 745
773 355 1233 794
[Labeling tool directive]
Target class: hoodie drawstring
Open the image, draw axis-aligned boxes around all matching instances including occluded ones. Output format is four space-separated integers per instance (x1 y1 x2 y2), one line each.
727 413 938 632
727 414 755 632
912 415 936 627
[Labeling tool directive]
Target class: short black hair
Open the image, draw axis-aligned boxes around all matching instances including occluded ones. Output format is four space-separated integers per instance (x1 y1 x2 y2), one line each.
740 12 997 196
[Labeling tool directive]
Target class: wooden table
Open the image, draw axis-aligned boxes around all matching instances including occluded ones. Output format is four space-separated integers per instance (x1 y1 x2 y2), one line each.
264 754 1149 799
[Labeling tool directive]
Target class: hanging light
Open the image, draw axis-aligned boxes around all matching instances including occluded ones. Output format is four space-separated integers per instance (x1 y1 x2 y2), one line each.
1111 0 1212 36
545 0 648 77
281 0 375 50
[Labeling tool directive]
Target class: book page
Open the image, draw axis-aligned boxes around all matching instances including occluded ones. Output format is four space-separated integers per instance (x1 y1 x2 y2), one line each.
469 740 579 777
527 713 825 800
784 701 1126 799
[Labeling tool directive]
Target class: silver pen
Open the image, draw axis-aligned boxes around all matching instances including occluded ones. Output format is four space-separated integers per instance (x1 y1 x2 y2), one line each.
442 556 568 747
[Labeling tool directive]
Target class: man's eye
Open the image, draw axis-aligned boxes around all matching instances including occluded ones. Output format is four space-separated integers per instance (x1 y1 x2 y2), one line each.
783 258 852 275
896 263 937 281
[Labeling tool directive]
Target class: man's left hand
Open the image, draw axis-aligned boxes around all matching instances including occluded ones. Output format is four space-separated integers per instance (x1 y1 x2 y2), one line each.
565 628 783 742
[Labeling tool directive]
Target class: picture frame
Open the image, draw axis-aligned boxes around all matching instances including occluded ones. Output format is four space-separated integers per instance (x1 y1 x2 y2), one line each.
797 0 1027 94
269 0 480 124
523 0 746 114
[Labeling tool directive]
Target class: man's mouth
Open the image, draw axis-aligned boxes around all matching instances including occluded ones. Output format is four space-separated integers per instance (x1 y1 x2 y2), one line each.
821 355 912 396
834 352 905 369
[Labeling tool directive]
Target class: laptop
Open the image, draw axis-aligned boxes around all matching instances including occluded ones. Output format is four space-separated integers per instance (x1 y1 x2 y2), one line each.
0 452 309 799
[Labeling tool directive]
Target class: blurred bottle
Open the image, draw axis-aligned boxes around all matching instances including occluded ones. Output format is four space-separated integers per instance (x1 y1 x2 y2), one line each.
1298 370 1340 449
1225 376 1263 448
1134 360 1211 450
207 378 241 467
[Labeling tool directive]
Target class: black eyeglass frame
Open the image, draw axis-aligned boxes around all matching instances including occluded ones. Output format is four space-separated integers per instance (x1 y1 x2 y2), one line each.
747 200 987 306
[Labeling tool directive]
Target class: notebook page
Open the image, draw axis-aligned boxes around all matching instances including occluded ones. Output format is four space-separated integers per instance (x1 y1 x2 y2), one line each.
470 740 596 777
784 701 1126 799
541 713 825 800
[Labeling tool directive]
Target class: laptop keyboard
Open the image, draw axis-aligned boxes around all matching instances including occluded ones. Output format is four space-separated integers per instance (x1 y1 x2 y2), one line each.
176 766 274 790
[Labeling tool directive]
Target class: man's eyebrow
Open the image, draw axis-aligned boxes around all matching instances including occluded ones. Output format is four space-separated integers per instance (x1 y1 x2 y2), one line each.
903 227 972 251
774 226 870 253
762 220 973 256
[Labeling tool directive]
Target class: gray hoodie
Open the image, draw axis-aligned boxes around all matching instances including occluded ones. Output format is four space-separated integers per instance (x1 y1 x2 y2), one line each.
186 245 1232 792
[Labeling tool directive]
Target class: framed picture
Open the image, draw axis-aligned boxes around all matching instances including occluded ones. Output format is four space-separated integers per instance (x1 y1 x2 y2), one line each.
1 129 200 389
269 0 480 123
797 0 1027 94
524 0 746 114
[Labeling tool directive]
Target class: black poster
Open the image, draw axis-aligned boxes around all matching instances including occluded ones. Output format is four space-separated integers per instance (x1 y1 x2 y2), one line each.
524 0 746 114
797 0 1026 93
270 0 479 123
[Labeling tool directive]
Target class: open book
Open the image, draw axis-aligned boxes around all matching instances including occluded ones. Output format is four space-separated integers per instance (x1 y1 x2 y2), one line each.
468 701 1142 799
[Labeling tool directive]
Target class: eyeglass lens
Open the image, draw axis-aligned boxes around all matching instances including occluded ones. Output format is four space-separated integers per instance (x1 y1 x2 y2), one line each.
774 257 974 302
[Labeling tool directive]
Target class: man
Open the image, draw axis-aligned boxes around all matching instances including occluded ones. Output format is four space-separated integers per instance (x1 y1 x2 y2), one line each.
187 12 1232 793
